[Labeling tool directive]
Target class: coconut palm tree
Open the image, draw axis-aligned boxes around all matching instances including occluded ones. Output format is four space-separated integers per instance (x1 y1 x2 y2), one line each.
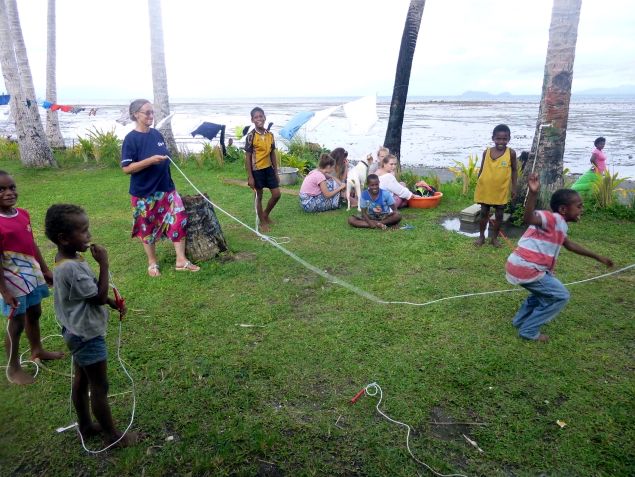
521 0 582 205
383 0 426 168
0 0 56 167
148 0 177 156
45 0 65 148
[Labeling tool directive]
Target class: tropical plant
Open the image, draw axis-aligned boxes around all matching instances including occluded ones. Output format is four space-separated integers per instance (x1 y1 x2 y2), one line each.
398 170 421 191
0 137 19 161
224 145 245 163
283 137 325 171
196 143 224 169
518 0 583 206
85 127 121 165
449 154 480 195
0 0 56 167
384 0 426 165
45 0 64 148
74 137 94 162
592 171 628 208
279 151 310 175
148 0 177 156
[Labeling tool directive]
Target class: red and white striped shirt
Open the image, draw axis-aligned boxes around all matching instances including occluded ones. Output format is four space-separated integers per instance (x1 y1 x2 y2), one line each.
505 211 568 285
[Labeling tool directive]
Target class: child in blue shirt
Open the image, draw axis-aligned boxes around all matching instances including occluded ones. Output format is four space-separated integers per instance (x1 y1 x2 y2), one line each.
347 174 402 229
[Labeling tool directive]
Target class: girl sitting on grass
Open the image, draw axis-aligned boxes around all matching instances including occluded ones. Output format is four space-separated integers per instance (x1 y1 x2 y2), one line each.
299 154 346 213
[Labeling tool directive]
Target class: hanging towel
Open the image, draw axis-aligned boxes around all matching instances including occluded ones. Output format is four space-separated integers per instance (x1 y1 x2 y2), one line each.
279 111 315 140
191 122 226 156
42 100 53 109
0 94 10 106
343 95 378 135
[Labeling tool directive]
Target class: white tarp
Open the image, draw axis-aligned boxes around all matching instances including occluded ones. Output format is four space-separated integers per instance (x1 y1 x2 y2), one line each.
343 95 378 135
305 105 341 131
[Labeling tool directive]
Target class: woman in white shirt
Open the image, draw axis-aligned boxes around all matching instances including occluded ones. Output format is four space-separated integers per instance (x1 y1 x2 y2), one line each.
375 154 412 208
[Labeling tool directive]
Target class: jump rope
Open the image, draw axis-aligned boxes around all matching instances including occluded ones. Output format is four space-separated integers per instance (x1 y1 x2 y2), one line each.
167 157 634 475
5 150 632 465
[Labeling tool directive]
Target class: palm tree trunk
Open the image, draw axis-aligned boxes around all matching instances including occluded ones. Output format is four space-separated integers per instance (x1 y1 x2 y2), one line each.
521 0 582 205
384 0 426 168
0 0 56 167
45 0 65 148
148 0 177 156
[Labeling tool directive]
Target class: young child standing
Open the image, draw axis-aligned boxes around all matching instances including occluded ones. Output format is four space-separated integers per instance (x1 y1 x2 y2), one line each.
506 174 613 342
474 124 518 247
244 107 281 233
45 204 137 446
347 174 401 229
0 171 64 385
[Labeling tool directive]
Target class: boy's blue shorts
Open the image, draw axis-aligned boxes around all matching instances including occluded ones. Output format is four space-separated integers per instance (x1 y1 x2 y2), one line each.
1 284 49 317
62 329 107 367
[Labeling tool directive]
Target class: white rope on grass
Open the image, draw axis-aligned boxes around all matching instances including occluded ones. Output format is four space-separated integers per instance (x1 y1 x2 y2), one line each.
362 382 468 477
168 157 635 308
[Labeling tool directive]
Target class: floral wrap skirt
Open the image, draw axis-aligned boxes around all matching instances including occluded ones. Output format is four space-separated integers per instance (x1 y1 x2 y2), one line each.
131 190 188 244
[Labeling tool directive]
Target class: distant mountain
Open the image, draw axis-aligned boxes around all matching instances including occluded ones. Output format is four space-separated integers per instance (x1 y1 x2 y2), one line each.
575 85 635 95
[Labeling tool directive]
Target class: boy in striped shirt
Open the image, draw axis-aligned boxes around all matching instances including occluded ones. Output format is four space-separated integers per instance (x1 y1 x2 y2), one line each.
505 173 613 342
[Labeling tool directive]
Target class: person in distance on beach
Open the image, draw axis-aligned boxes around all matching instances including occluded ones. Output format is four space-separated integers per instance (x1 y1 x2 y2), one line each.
474 124 517 247
120 99 199 277
244 107 281 233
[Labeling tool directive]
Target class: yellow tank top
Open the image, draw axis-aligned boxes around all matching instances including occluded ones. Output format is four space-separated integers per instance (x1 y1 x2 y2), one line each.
474 147 512 205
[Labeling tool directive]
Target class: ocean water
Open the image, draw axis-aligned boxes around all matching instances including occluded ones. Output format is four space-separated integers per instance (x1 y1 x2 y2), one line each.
2 96 634 177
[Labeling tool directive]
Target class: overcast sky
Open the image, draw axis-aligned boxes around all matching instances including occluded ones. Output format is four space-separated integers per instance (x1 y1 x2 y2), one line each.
5 0 635 101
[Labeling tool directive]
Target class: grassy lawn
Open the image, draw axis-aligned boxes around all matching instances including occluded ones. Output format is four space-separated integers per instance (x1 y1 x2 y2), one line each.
1 157 634 476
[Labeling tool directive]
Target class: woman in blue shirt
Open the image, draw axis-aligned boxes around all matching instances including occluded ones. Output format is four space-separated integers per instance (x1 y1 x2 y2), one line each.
121 99 199 276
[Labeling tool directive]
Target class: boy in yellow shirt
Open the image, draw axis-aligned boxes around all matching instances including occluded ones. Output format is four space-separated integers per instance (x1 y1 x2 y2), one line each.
474 124 518 247
244 107 281 233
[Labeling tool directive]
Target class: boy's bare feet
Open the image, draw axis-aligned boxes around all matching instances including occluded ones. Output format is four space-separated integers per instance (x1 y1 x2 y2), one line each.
106 431 139 448
31 349 65 361
474 236 486 246
7 366 35 385
259 222 270 233
264 216 275 225
490 237 502 248
536 334 550 343
79 423 103 438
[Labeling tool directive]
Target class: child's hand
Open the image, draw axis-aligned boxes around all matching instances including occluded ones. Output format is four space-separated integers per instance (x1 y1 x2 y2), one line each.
1 290 18 308
599 256 614 267
43 269 54 286
90 244 109 266
527 173 540 193
247 177 255 189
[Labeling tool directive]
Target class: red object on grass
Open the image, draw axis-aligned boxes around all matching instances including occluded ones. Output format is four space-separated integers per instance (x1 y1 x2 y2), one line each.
112 286 125 320
350 388 366 404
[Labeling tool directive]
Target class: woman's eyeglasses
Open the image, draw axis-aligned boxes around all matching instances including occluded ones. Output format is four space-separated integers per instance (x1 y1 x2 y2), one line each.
138 110 154 117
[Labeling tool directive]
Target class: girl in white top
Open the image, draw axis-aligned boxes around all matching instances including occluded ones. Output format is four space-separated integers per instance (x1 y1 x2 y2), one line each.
375 154 412 208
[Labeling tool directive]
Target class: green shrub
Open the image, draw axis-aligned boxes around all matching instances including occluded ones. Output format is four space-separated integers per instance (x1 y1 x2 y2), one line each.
279 151 310 175
449 154 480 195
283 137 326 171
85 127 121 166
398 170 421 191
224 145 245 163
592 171 628 208
0 138 19 162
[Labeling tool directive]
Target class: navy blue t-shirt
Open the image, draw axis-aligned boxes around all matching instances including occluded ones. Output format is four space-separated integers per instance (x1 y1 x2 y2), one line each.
120 128 174 197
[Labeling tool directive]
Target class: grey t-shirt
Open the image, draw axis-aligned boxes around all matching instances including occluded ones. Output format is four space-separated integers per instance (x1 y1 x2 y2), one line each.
53 258 108 340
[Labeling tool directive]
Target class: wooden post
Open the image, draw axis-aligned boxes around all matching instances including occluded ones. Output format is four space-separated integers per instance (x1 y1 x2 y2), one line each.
182 194 227 262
